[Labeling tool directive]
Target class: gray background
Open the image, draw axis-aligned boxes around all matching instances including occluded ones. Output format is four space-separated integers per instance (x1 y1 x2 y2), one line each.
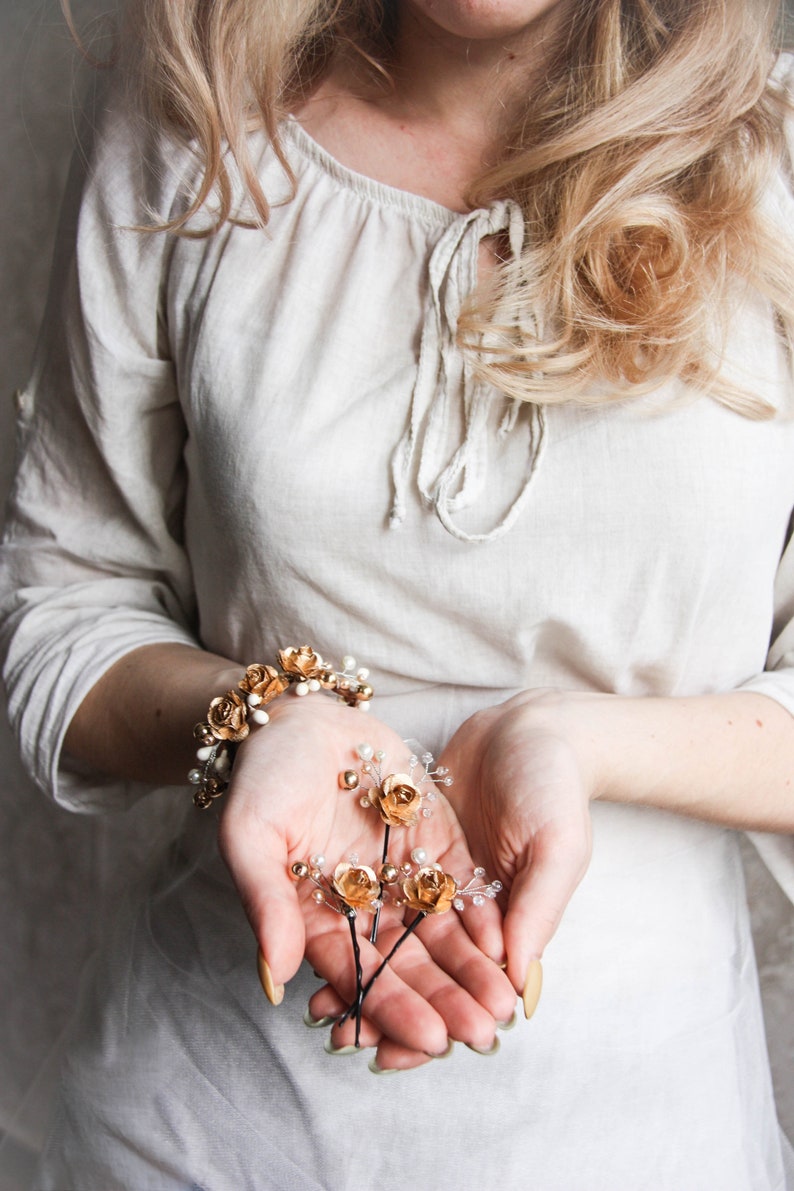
0 3 792 1185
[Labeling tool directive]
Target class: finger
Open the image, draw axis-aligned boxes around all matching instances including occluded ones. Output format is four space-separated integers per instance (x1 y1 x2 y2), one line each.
502 829 590 996
371 1038 438 1073
414 911 517 1028
433 831 506 964
218 815 307 997
369 921 497 1051
304 922 451 1055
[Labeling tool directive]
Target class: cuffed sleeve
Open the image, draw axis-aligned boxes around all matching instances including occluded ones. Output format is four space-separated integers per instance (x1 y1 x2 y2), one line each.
0 83 201 811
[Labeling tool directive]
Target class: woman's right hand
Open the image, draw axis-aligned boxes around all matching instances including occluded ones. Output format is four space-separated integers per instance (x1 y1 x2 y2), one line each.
217 695 516 1067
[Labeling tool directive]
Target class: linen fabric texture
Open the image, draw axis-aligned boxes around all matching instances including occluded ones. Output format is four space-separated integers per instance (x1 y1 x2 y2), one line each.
2 60 794 1190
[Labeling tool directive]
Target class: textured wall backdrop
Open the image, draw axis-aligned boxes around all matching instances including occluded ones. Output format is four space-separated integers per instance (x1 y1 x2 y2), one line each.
0 3 792 1186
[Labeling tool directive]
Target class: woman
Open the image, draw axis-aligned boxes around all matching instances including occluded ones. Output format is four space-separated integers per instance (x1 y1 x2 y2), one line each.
2 0 794 1185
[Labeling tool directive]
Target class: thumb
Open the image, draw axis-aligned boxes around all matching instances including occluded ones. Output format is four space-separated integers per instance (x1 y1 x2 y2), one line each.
220 819 307 1005
503 830 590 1016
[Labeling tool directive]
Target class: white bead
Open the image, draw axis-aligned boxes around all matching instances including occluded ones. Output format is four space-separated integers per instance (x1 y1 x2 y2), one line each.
356 668 369 680
295 681 309 696
357 743 374 761
342 655 356 672
188 769 202 784
410 848 427 865
308 679 321 692
251 709 270 725
214 752 231 773
196 745 214 762
310 854 326 868
246 692 262 707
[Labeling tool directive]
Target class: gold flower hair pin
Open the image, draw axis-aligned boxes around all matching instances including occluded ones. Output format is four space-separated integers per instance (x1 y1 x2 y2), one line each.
338 744 452 942
291 851 501 1046
190 648 373 808
291 745 501 1048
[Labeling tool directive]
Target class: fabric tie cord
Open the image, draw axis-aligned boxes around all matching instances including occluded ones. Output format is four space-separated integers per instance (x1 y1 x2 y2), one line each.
389 198 547 543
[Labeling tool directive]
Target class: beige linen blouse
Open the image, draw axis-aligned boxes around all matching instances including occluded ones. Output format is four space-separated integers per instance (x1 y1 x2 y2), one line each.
2 64 794 1189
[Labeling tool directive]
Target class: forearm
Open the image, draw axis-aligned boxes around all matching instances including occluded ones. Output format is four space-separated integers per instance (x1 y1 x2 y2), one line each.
62 642 241 785
566 690 794 833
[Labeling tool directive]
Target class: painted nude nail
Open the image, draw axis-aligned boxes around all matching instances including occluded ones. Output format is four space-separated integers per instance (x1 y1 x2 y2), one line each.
256 948 284 1006
368 1058 401 1075
465 1037 500 1056
324 1040 361 1056
425 1039 454 1060
522 958 543 1020
303 1009 335 1029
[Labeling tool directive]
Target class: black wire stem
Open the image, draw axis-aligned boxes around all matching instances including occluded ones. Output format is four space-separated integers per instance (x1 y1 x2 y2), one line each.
368 823 391 945
338 912 426 1029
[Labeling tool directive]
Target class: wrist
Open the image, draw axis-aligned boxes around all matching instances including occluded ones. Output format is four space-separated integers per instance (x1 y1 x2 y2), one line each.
507 687 619 800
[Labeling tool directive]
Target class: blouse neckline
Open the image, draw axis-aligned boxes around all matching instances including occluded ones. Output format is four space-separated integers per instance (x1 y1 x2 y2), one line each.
282 116 468 227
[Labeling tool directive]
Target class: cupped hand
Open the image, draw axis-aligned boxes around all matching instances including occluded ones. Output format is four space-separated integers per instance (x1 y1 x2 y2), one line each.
217 695 516 1064
438 690 598 1000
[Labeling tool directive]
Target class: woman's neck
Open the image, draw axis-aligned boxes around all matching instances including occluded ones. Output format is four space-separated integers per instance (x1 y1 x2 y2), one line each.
293 2 568 210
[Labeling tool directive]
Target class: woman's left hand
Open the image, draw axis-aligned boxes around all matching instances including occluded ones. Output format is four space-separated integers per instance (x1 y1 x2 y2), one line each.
438 690 599 1003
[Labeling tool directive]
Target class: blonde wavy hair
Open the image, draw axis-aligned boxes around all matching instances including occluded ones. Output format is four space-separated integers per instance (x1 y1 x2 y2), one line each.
66 0 794 415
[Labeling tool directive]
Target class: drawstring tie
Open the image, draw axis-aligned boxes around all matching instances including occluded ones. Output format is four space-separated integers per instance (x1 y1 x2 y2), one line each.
389 199 546 543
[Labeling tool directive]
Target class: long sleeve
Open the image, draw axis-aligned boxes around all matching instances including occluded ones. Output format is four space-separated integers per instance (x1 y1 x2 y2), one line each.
0 86 201 811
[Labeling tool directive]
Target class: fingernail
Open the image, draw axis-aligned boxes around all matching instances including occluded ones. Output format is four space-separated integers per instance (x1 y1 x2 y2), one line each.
257 948 284 1006
465 1037 500 1056
323 1039 361 1056
303 1009 335 1029
496 1010 518 1032
522 958 543 1020
368 1058 400 1075
425 1039 454 1060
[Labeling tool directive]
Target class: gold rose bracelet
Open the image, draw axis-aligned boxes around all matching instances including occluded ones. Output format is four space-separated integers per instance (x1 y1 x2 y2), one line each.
188 646 374 809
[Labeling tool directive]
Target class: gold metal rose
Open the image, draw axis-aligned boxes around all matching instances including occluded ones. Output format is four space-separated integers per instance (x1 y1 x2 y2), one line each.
369 773 422 828
239 663 289 704
278 645 323 681
401 866 458 915
207 690 249 741
332 863 381 912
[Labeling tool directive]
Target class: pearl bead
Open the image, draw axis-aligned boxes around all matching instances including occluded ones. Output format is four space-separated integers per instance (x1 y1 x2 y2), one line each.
246 693 262 707
357 743 374 761
410 848 427 865
196 745 214 762
295 681 309 696
251 709 270 726
188 769 202 784
356 668 369 680
310 854 325 869
342 655 356 672
308 679 321 692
